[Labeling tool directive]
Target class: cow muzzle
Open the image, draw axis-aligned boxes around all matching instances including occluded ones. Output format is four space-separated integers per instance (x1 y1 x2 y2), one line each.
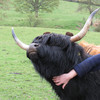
27 43 40 55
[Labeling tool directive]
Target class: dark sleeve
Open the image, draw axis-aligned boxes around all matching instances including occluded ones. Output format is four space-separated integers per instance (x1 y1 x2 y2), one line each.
74 54 100 77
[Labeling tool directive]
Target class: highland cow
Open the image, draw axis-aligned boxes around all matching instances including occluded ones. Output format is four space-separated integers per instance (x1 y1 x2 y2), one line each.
79 41 100 55
12 8 100 100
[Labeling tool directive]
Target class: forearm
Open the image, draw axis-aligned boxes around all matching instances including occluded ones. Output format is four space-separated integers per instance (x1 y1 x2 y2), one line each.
67 69 77 79
74 54 100 77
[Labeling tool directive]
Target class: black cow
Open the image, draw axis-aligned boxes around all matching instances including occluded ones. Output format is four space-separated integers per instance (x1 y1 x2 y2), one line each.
12 8 100 100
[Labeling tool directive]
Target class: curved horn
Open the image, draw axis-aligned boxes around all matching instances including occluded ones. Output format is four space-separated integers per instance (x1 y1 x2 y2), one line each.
70 8 100 42
12 27 29 50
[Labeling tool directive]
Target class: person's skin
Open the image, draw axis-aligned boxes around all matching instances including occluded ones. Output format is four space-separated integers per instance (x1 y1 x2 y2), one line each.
52 69 77 89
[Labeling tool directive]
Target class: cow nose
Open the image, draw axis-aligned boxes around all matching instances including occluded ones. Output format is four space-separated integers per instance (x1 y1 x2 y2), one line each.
27 43 39 54
29 43 40 48
34 43 39 47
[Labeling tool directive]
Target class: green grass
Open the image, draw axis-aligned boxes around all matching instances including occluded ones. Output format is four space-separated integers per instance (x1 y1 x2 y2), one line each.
0 26 100 100
0 0 99 30
0 0 99 99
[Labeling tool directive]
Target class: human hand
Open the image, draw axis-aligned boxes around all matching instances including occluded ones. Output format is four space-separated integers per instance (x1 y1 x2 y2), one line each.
52 74 71 89
52 69 77 89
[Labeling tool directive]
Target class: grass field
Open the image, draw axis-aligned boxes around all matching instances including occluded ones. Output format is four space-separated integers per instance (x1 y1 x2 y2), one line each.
0 0 99 30
0 26 100 100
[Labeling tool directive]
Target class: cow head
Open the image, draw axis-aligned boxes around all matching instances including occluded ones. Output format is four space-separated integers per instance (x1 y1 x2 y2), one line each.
12 8 99 78
27 33 86 78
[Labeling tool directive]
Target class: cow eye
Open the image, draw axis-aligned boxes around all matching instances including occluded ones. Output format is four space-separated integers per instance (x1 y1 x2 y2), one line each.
35 36 42 40
38 37 42 39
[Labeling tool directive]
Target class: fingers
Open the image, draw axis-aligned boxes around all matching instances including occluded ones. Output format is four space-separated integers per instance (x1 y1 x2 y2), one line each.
62 82 68 89
53 76 60 80
53 81 62 85
52 74 69 89
53 77 63 86
52 78 62 86
52 76 61 82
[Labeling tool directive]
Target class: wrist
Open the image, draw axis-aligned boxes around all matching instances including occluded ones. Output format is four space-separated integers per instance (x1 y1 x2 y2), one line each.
68 69 77 79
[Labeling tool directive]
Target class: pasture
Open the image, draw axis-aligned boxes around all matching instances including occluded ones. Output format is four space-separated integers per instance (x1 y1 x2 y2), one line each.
0 26 100 100
0 0 99 30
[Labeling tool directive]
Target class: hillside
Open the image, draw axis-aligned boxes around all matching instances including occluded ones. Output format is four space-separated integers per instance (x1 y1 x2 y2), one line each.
0 0 99 30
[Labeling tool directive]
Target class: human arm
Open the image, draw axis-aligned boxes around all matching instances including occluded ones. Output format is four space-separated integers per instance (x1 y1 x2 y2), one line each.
74 54 100 77
53 54 100 89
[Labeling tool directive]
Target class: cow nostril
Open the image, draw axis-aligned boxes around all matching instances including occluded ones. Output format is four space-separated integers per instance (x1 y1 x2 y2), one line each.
29 43 40 49
34 44 39 47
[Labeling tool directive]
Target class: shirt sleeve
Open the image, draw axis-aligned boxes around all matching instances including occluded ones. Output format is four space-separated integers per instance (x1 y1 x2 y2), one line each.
74 54 100 77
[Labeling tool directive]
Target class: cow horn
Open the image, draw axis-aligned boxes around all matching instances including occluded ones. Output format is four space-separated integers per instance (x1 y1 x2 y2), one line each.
12 27 29 50
70 8 100 42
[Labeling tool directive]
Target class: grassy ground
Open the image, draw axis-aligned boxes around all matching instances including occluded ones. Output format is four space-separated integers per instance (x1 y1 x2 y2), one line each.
0 0 99 30
0 26 100 100
0 0 100 100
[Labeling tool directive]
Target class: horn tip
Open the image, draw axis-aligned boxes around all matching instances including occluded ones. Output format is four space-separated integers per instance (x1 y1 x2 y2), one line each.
12 27 14 30
97 8 100 10
11 27 17 41
95 8 100 12
89 8 100 19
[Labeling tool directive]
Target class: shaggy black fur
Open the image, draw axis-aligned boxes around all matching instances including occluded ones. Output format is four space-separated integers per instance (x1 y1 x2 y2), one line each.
27 33 100 100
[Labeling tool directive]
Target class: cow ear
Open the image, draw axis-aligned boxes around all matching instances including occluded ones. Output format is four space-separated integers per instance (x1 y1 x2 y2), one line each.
66 32 74 36
42 36 51 44
43 32 51 34
46 36 51 45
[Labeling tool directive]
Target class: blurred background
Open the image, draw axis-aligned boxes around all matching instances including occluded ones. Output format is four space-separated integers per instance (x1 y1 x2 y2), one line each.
0 0 100 31
0 0 100 100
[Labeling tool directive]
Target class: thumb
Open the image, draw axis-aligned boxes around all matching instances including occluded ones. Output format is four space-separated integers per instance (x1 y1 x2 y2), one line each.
62 83 67 89
62 80 70 89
